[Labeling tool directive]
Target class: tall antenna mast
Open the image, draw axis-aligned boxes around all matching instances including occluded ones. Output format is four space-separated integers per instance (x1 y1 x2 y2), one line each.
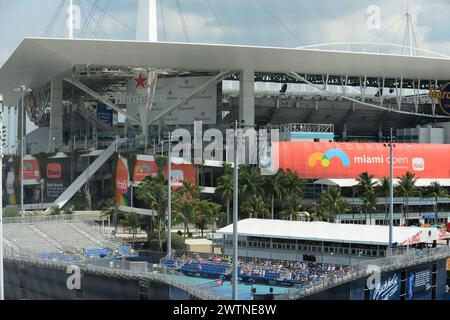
68 0 74 39
403 0 416 56
137 0 158 42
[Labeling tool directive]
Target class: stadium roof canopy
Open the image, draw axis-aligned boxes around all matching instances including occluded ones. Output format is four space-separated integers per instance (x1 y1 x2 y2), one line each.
1 37 450 105
217 219 450 246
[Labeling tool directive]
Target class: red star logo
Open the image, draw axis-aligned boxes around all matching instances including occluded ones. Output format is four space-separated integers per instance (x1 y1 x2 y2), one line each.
134 73 148 88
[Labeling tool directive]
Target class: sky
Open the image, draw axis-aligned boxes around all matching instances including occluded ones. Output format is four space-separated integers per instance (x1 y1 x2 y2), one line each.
1 0 450 67
0 0 449 138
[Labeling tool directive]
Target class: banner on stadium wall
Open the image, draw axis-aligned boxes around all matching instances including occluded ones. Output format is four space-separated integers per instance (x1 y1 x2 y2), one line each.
133 160 158 182
23 158 41 180
44 155 71 203
370 272 401 300
167 163 197 189
96 102 113 126
406 266 433 300
5 158 17 205
132 156 197 189
116 156 130 206
276 142 450 179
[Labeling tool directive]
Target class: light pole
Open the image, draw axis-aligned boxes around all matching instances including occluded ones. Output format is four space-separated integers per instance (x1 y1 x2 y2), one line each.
232 120 241 301
167 133 172 255
14 85 31 221
384 128 396 248
0 110 4 300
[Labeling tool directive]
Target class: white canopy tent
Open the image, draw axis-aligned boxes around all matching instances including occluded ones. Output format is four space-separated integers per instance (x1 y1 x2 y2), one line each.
217 218 450 246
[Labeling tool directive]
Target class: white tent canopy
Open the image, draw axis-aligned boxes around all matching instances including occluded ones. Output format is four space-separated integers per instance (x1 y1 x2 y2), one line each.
217 219 450 246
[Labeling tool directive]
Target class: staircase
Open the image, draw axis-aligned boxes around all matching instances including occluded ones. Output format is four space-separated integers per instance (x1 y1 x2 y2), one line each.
67 222 104 246
46 138 126 211
75 104 111 131
27 224 64 251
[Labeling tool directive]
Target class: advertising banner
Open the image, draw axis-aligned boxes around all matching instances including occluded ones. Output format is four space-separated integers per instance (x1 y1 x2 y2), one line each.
5 158 17 205
132 156 197 189
167 163 197 189
44 156 71 203
370 272 401 300
23 158 41 181
133 160 158 182
276 142 450 179
406 266 433 300
116 156 130 206
96 102 113 126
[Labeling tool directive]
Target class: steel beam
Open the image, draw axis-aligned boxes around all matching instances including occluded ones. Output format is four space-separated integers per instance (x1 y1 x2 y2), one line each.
63 77 140 125
149 71 231 125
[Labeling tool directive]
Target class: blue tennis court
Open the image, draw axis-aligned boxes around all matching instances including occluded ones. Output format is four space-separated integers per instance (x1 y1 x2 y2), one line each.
165 274 290 300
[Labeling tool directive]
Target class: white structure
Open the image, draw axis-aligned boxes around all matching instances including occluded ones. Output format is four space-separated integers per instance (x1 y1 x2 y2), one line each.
216 219 450 265
136 0 158 42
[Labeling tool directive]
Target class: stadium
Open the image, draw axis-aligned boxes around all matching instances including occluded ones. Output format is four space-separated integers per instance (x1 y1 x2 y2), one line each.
1 0 450 301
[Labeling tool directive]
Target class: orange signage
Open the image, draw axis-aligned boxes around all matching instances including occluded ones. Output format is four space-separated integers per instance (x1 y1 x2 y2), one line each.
276 142 450 179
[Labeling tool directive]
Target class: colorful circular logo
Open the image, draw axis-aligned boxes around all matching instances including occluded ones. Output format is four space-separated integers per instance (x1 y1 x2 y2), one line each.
439 82 450 116
308 149 351 168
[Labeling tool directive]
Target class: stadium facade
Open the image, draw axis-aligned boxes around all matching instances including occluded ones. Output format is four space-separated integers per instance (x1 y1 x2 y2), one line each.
1 0 450 301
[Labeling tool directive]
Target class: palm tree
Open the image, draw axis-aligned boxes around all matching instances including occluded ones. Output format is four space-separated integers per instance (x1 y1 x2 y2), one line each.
262 170 285 220
174 201 195 239
192 200 214 237
396 171 418 225
426 182 449 224
121 212 143 241
377 177 390 221
194 200 223 233
241 195 270 219
357 172 377 195
279 192 303 221
179 180 199 201
215 173 234 225
318 187 351 223
154 156 167 181
239 166 264 201
358 190 378 225
136 176 168 250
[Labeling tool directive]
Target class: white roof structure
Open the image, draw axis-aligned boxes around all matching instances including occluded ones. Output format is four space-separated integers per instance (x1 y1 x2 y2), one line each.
1 38 450 105
216 219 450 246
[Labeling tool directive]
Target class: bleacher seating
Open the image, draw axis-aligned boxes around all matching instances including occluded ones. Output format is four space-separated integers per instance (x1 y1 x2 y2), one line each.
3 219 113 254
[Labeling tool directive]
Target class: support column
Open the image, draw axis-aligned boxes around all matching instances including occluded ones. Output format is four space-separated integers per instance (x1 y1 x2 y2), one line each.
49 79 64 152
239 70 255 127
136 0 158 42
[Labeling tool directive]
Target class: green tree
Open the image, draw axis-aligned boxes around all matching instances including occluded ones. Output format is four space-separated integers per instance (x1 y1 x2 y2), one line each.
3 206 20 218
262 169 286 219
425 182 449 224
241 195 270 219
358 190 378 225
215 171 234 225
174 200 195 238
318 187 350 223
239 166 264 201
136 176 168 251
377 177 391 220
396 171 418 225
121 212 143 241
279 192 303 221
70 190 89 211
192 200 211 237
